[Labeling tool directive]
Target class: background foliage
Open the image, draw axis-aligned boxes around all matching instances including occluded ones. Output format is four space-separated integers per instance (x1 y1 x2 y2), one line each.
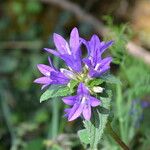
0 0 150 150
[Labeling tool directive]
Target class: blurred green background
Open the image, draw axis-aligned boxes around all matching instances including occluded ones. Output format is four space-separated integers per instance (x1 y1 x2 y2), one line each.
0 0 150 150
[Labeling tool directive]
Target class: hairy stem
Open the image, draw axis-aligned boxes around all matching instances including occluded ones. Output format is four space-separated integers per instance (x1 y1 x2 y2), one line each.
106 122 130 150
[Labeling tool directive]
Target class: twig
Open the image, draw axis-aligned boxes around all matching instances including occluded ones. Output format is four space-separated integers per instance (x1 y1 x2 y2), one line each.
1 40 150 66
41 0 150 65
0 41 43 50
106 122 130 150
126 42 150 65
41 0 108 35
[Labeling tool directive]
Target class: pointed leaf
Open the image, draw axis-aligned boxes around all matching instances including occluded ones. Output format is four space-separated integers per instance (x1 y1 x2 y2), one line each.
78 129 90 144
89 78 104 87
40 85 72 102
101 74 121 84
81 90 112 149
69 80 78 93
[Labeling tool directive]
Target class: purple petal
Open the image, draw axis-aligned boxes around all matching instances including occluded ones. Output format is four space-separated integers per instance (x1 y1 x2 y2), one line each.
82 104 91 120
89 35 100 53
100 41 114 54
60 68 76 79
87 35 101 66
68 103 84 121
44 48 60 57
62 96 77 105
88 35 101 63
74 48 82 63
53 33 71 55
88 56 112 77
96 57 112 75
64 108 72 117
141 101 150 108
80 38 90 57
89 67 110 77
77 83 89 95
60 54 73 65
82 58 92 68
80 38 88 46
70 27 80 50
99 57 112 66
88 68 100 77
48 57 56 70
61 54 82 72
50 72 70 84
41 84 49 90
37 64 53 76
34 77 52 84
88 96 101 107
64 108 70 113
69 28 82 64
95 57 112 71
99 66 110 75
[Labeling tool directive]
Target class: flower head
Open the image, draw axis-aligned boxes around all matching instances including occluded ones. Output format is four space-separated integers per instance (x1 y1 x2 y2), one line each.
63 83 101 121
34 28 113 121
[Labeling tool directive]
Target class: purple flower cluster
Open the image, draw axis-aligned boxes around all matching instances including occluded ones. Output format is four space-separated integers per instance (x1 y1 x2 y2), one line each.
130 99 150 128
34 28 113 121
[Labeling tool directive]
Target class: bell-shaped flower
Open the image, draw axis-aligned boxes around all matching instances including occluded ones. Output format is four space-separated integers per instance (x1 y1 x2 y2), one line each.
63 83 101 121
82 35 113 77
34 57 70 89
44 27 82 72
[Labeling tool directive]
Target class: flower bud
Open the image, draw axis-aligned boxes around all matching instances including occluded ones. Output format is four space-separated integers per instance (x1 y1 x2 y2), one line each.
92 86 104 93
60 68 76 80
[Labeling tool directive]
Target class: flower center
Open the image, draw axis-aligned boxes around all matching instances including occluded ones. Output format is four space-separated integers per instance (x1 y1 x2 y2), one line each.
74 66 91 83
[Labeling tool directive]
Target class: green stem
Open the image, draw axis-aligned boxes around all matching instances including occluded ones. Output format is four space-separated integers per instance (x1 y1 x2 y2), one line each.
51 99 59 138
116 84 126 141
107 122 130 150
124 95 132 143
51 57 60 138
48 98 59 139
47 99 59 150
47 57 60 150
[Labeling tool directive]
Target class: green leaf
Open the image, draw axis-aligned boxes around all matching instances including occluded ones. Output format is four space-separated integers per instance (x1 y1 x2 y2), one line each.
89 78 104 87
81 90 112 149
101 74 121 84
69 80 78 93
78 129 90 144
24 138 43 150
40 85 71 103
